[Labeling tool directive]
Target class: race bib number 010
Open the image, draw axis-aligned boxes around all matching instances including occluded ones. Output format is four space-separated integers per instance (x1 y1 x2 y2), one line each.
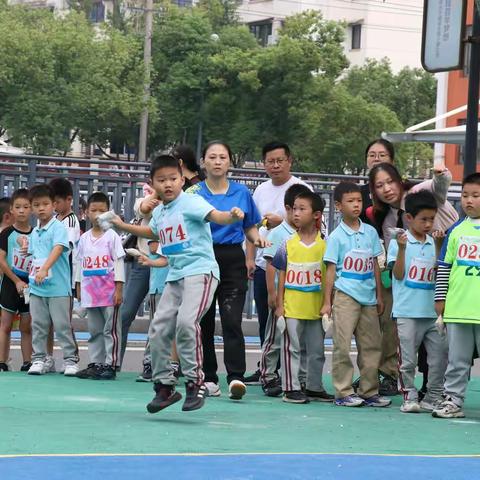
405 257 436 290
158 214 191 255
12 248 32 276
83 255 109 276
341 249 374 280
285 261 322 292
456 236 480 267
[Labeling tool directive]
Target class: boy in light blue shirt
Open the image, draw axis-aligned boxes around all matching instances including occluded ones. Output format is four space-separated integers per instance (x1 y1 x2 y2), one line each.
322 183 389 408
387 190 447 414
260 183 310 397
113 155 245 414
27 184 79 376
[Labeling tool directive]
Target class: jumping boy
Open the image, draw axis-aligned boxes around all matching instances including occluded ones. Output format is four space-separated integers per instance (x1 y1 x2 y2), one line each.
27 184 79 376
272 191 333 404
0 189 33 371
433 172 480 419
387 190 447 413
260 183 311 397
75 192 125 380
112 154 244 413
322 182 390 407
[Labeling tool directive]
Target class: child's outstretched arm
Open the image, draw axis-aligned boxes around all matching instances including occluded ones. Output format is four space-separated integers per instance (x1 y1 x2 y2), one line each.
111 215 156 239
244 225 270 248
207 208 244 225
138 255 168 268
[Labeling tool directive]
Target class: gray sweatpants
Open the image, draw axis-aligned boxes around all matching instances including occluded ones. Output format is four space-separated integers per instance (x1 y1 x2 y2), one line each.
281 318 325 392
143 293 162 366
150 274 218 385
30 294 78 363
443 323 480 407
86 306 121 367
396 317 447 402
260 309 307 384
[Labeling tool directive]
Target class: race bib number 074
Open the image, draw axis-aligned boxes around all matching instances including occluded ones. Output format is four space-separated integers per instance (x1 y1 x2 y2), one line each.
158 214 191 255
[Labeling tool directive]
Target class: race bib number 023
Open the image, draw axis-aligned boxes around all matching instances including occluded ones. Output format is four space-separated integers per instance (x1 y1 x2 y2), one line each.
456 236 480 267
285 261 322 292
405 257 436 290
158 214 191 255
341 249 374 280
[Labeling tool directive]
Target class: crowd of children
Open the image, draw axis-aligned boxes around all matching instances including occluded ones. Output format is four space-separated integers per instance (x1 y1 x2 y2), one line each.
0 159 479 420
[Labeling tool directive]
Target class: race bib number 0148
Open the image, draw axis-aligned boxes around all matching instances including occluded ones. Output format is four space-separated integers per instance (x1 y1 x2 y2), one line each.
159 214 191 255
285 261 322 292
341 249 374 280
456 236 480 267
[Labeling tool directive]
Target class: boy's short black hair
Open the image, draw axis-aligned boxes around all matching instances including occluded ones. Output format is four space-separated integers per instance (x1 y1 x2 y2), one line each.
11 188 30 204
29 184 55 202
87 191 110 209
462 172 480 187
0 197 11 222
334 182 361 203
49 178 73 199
405 190 437 218
295 191 325 213
284 184 311 208
150 155 182 177
262 141 291 160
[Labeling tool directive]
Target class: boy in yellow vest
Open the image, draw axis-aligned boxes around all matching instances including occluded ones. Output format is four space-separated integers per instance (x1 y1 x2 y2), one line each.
272 191 333 404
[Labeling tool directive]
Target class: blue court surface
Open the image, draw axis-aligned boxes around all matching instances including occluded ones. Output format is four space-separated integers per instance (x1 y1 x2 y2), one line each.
1 453 480 480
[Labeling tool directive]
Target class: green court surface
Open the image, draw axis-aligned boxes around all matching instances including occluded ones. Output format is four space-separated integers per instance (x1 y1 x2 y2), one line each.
1 373 480 457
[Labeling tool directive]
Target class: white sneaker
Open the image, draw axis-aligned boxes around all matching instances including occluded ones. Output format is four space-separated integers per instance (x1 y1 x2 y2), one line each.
432 399 465 419
44 356 56 373
229 379 246 400
28 360 47 375
63 363 80 376
205 382 221 397
400 400 421 413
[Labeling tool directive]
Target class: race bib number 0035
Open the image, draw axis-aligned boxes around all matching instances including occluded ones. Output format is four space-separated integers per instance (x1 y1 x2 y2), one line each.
285 261 322 292
341 249 374 280
405 257 436 290
158 214 191 255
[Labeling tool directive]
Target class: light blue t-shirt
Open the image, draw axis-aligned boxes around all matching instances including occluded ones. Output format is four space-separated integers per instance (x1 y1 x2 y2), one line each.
324 219 382 306
263 220 296 260
148 253 169 295
149 192 219 282
28 217 71 297
387 231 436 319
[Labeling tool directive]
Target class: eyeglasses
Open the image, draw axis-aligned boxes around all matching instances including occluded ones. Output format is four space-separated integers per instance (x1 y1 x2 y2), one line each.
367 152 390 160
265 156 289 167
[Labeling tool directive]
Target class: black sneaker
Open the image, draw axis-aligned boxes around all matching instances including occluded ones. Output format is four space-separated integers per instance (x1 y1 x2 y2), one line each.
20 361 32 372
136 363 153 382
379 374 400 396
75 363 99 379
96 365 116 380
182 381 207 412
243 369 261 385
305 389 335 402
283 390 310 404
0 362 9 371
147 383 182 414
262 378 282 397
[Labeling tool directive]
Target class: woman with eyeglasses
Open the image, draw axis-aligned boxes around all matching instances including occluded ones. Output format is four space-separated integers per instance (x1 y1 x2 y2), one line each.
187 140 268 401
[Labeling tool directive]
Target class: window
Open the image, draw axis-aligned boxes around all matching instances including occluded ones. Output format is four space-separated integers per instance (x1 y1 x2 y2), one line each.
249 21 273 47
173 0 193 6
456 118 480 164
351 24 362 50
89 1 105 23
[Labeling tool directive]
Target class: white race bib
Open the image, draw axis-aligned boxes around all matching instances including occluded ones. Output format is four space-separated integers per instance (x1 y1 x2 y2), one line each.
341 249 374 280
83 254 110 277
285 261 322 292
12 248 32 276
405 256 436 290
29 258 52 280
456 236 480 267
158 213 191 255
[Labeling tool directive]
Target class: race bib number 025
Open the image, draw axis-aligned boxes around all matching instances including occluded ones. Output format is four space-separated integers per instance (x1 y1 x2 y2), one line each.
285 261 322 292
405 257 436 290
341 249 374 280
158 214 191 255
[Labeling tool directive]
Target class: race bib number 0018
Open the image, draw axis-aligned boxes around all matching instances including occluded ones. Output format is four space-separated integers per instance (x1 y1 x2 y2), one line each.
456 236 480 267
405 257 436 290
341 249 374 280
285 261 322 292
158 214 191 255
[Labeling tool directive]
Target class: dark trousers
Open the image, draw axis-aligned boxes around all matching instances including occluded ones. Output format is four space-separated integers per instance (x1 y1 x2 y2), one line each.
201 244 248 384
253 266 269 346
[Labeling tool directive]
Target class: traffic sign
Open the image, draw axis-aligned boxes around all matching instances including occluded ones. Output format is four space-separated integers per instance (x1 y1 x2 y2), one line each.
421 0 467 73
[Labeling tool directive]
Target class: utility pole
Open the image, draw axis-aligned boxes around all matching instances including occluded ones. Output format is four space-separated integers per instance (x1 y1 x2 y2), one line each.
464 1 480 177
138 0 153 163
